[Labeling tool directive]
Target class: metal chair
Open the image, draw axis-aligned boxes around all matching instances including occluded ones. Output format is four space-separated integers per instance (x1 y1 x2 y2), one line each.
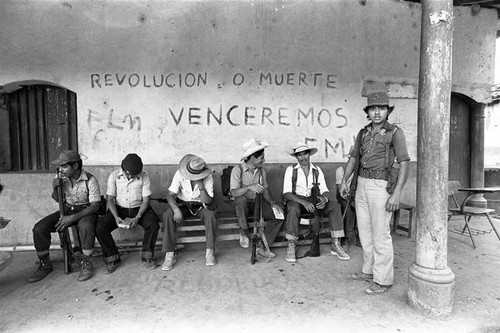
448 180 499 249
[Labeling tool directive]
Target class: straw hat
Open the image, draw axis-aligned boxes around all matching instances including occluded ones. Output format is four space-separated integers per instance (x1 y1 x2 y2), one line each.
179 154 211 180
241 138 269 161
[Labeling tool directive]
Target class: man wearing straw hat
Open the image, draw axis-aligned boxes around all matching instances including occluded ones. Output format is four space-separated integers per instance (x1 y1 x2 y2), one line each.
283 142 350 263
95 153 160 274
230 138 283 258
161 154 217 270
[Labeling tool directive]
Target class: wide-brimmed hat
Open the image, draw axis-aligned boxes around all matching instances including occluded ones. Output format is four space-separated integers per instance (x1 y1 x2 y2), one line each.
121 153 143 175
51 150 82 166
289 142 318 157
179 154 211 180
366 91 390 107
241 138 269 161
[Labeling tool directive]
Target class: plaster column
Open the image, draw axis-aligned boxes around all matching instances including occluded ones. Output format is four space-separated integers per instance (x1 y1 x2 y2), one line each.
468 103 487 208
408 0 455 318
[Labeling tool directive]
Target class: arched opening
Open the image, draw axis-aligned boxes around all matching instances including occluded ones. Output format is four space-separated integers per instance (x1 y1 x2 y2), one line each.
0 82 77 172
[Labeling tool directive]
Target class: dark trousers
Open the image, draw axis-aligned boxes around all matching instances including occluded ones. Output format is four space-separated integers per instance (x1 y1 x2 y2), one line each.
162 202 217 252
95 206 160 263
33 210 98 257
233 196 283 246
337 193 358 244
285 195 344 241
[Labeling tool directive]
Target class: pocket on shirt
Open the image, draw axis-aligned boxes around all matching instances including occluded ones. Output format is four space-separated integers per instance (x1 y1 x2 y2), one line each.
128 183 144 202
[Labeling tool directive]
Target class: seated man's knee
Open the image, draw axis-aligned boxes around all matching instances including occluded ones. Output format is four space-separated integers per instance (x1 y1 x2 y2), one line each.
286 202 301 215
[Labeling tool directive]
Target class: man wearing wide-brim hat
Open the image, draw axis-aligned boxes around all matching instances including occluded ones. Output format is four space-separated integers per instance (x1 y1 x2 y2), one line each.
161 154 217 270
95 153 160 274
340 91 410 295
283 142 350 263
28 150 102 283
230 138 284 257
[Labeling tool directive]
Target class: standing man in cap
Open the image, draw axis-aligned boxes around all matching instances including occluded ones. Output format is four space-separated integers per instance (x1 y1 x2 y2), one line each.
283 142 349 263
161 154 217 270
95 153 160 273
28 150 101 283
230 138 283 258
340 91 410 295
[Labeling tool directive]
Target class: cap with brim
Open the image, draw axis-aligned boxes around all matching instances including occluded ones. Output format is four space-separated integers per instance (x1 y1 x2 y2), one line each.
366 91 390 107
241 138 269 161
51 150 81 166
289 142 318 157
179 154 211 181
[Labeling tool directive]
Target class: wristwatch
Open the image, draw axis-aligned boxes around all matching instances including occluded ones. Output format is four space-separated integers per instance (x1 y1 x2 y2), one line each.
323 196 329 203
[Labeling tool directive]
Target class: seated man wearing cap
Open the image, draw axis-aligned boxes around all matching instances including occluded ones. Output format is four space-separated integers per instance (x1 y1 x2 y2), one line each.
28 150 101 283
96 153 160 273
283 142 350 263
161 154 217 270
230 138 283 257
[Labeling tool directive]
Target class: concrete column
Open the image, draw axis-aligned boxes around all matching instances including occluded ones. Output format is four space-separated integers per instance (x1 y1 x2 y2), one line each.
468 103 487 207
408 0 455 318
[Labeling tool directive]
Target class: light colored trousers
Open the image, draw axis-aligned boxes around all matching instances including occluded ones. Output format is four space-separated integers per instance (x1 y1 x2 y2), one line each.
355 177 394 286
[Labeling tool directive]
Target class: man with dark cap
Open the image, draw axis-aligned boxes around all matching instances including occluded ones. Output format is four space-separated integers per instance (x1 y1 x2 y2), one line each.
96 153 160 273
340 91 410 295
161 154 217 270
283 142 349 263
28 150 101 283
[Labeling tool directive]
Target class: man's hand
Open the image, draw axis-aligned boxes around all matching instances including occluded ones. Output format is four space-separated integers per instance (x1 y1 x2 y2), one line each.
55 215 75 232
52 178 63 190
386 193 400 212
115 216 124 226
340 182 349 199
301 200 316 213
316 196 327 210
128 216 140 229
248 183 264 194
173 207 183 223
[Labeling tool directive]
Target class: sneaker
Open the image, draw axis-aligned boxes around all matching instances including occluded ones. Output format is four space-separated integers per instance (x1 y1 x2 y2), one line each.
78 255 93 281
286 241 296 263
205 248 216 266
161 252 176 271
256 247 276 258
27 256 53 283
104 259 122 275
239 230 250 248
365 282 391 295
351 272 374 281
142 258 157 270
330 240 351 260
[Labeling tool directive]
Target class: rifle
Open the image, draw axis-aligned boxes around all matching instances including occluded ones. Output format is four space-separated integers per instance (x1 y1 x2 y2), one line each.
250 172 271 264
55 169 75 274
305 177 321 257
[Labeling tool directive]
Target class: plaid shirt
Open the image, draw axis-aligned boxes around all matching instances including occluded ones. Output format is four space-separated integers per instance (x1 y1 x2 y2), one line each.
60 169 101 206
230 162 268 200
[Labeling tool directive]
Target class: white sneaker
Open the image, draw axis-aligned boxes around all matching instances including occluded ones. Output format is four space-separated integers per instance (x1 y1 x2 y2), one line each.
286 241 296 263
239 231 250 248
161 252 176 271
205 248 216 266
330 241 351 260
256 247 276 258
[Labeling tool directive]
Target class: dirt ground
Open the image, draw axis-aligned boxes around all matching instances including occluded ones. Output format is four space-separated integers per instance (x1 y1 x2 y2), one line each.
1 216 500 333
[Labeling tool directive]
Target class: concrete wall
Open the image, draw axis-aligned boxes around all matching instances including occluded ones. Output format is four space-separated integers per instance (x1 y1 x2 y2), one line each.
0 0 495 246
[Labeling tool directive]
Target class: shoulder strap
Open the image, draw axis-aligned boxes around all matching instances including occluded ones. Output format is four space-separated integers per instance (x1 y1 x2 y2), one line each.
84 171 93 194
384 126 398 170
292 168 298 195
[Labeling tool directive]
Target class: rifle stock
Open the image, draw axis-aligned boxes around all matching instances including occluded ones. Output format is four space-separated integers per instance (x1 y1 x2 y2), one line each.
250 192 260 265
308 184 321 257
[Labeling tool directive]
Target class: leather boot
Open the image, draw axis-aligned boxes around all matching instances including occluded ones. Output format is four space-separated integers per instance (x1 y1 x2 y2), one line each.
77 254 93 281
27 254 53 283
